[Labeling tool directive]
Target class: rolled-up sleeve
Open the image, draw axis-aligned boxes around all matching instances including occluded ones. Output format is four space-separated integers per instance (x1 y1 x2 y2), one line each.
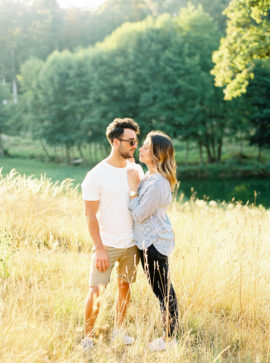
128 181 165 224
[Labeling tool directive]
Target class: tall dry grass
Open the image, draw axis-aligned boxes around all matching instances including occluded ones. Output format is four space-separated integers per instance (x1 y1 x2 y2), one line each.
0 169 270 362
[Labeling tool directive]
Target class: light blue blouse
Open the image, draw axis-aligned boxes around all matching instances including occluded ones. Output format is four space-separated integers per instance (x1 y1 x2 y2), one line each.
128 173 175 256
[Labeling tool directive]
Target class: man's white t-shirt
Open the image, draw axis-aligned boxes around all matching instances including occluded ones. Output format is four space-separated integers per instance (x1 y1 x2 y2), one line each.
81 160 144 249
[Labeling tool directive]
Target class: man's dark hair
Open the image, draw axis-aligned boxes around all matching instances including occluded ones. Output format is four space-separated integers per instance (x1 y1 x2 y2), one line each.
106 118 140 145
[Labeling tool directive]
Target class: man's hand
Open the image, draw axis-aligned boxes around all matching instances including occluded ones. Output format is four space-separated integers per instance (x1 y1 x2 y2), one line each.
95 247 109 272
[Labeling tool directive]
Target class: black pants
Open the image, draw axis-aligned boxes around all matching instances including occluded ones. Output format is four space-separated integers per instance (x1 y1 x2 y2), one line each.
140 244 179 337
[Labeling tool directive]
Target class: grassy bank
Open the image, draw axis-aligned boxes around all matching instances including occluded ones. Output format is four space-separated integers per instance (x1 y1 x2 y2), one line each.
178 161 270 178
0 171 269 362
0 155 89 187
2 134 270 179
1 154 270 185
1 156 270 208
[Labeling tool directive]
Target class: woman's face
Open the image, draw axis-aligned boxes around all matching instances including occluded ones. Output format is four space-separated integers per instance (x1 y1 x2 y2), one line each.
139 137 153 164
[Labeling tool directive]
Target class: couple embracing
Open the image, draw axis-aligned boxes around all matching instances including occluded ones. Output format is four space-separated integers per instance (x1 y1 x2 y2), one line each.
81 117 179 352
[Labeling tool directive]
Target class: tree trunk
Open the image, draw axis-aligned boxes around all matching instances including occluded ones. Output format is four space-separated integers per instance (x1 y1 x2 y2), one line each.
210 137 216 162
209 122 217 162
98 142 106 160
198 142 203 165
40 139 51 160
102 143 108 158
12 76 18 104
257 145 262 162
93 143 98 161
217 138 223 162
70 146 74 161
185 140 189 166
77 144 84 160
2 77 7 105
0 134 5 156
53 145 59 162
87 143 92 162
10 47 17 103
65 144 71 164
205 143 214 163
240 136 243 154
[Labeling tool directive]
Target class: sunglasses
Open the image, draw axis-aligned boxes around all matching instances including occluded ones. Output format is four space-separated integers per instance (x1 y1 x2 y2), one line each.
117 138 138 146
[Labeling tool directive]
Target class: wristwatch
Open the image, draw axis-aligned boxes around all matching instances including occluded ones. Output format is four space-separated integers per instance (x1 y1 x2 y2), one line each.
129 190 138 198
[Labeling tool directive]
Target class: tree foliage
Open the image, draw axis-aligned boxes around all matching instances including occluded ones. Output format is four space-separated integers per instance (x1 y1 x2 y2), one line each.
245 61 270 157
19 6 237 163
212 0 270 100
0 81 13 154
4 1 268 164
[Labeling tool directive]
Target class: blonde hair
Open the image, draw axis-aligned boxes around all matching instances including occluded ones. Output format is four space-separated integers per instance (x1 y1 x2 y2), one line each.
147 131 177 190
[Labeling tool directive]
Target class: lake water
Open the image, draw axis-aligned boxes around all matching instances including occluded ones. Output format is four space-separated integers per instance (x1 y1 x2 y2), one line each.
1 156 269 208
179 177 270 208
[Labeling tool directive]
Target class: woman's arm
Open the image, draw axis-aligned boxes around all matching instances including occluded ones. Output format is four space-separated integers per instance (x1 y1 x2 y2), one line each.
129 179 166 224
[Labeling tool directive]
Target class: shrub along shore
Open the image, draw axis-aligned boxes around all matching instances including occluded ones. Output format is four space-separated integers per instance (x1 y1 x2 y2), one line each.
177 162 270 179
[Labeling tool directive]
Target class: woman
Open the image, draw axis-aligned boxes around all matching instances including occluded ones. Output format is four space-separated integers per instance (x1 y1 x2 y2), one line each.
127 130 179 352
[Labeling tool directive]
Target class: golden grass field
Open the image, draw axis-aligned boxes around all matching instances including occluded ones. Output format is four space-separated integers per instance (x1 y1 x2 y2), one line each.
0 169 270 362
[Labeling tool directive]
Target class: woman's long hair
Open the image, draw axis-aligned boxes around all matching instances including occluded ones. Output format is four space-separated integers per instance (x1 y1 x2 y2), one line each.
148 131 177 190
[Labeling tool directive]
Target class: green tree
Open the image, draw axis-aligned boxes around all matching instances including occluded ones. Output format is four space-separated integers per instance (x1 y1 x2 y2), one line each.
245 61 270 160
27 0 63 58
36 51 83 163
0 82 10 155
0 0 62 104
212 0 270 100
144 0 230 30
19 51 86 163
18 57 49 156
17 3 243 164
0 0 28 102
0 80 21 154
96 0 150 34
170 5 230 162
87 8 230 162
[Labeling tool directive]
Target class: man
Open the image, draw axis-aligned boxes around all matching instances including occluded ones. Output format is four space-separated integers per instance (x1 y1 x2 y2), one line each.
80 118 144 351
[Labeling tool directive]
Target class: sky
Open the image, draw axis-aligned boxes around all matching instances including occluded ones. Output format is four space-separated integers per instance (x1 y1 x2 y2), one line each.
58 0 107 10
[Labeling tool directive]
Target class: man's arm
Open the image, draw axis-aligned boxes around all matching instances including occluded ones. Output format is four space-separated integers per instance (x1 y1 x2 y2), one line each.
84 200 109 272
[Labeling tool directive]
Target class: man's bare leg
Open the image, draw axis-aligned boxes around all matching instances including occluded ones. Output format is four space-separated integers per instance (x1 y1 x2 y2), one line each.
115 278 130 328
84 285 105 337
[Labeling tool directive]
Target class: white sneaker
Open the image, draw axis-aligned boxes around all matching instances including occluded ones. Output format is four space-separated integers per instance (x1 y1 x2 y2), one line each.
80 336 94 353
111 328 135 345
149 337 177 352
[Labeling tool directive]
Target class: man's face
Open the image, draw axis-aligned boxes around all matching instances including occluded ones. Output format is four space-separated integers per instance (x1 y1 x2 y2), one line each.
116 128 138 159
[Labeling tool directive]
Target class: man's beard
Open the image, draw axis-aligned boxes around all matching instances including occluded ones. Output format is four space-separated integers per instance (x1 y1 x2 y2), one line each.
118 146 134 159
118 149 133 159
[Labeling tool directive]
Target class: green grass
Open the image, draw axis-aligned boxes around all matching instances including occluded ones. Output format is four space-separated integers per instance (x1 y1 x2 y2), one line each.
2 134 108 163
173 138 270 164
2 155 270 208
0 156 90 186
3 134 270 165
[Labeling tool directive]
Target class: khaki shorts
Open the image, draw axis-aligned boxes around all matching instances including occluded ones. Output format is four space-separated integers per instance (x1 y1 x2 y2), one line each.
89 245 139 287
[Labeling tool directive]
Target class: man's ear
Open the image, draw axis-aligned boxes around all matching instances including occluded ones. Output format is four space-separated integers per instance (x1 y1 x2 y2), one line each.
112 138 119 148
